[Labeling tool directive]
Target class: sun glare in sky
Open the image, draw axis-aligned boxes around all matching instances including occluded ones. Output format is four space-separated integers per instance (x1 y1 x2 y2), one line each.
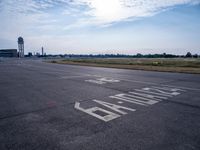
89 0 121 20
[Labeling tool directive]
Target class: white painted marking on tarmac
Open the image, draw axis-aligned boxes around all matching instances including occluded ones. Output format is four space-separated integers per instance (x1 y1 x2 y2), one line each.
128 91 163 101
85 79 106 84
109 78 158 85
110 93 159 106
94 75 200 91
85 77 120 85
152 86 184 92
161 85 200 91
98 78 120 83
135 89 173 97
93 100 136 115
149 86 180 96
74 102 120 122
75 85 187 122
109 95 148 106
129 91 167 100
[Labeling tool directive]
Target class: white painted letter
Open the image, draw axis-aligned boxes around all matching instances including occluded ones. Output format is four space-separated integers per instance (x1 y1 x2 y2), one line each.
110 94 148 106
74 102 120 122
93 99 136 115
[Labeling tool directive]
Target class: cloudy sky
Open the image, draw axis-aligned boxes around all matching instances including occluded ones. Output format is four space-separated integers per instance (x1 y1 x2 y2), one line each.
0 0 200 55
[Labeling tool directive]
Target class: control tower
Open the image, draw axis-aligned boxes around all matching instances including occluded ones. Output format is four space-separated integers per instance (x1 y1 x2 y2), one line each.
18 37 24 57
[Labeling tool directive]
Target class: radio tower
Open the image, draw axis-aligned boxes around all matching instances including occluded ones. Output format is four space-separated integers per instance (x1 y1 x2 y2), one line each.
18 37 24 57
42 47 44 56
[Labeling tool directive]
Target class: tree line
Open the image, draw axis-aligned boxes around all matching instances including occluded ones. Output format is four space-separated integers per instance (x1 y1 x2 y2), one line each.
26 52 199 58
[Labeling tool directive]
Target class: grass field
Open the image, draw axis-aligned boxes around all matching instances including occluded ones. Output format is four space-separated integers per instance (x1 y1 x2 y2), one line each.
49 58 200 74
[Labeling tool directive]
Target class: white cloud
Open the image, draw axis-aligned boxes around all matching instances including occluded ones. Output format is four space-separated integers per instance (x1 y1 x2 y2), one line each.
74 0 200 26
1 0 199 29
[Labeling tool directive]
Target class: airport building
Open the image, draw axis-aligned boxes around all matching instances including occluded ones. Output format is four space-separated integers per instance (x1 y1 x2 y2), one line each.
0 49 18 57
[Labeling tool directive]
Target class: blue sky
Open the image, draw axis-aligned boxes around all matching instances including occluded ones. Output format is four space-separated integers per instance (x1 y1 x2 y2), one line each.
0 0 200 55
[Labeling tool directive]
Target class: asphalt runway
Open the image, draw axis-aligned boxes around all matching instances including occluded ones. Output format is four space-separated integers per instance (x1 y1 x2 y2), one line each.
0 58 200 150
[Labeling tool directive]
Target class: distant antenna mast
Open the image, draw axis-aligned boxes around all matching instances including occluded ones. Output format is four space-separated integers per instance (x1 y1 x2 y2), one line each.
42 47 44 56
18 37 24 57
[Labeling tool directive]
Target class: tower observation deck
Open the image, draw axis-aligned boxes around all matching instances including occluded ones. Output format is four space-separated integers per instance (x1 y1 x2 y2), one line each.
18 37 24 57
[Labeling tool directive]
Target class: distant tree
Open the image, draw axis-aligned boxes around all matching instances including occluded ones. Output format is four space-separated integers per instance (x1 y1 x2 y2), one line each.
186 52 192 58
193 54 198 58
136 53 142 58
163 53 166 58
27 52 32 57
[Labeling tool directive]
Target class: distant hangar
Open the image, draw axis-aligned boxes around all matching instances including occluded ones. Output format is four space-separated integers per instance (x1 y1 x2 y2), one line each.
0 49 18 57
